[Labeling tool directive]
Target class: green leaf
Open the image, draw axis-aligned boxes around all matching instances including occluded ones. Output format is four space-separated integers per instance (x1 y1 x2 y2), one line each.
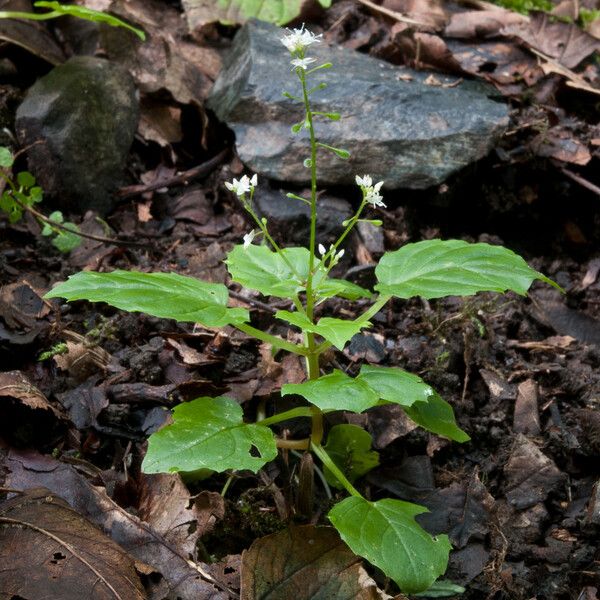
0 146 13 168
375 239 557 299
404 393 470 442
282 370 379 412
17 171 35 189
276 310 369 350
34 1 146 40
29 186 43 203
316 142 350 159
358 365 436 407
142 396 277 473
0 191 20 222
52 223 81 253
316 277 373 301
328 496 451 594
44 270 249 328
183 0 326 26
414 580 466 597
323 425 379 489
227 244 310 299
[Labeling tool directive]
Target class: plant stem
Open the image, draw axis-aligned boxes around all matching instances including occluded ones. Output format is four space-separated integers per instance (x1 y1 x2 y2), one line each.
276 438 310 449
234 322 309 356
296 66 325 446
311 443 362 498
256 406 313 427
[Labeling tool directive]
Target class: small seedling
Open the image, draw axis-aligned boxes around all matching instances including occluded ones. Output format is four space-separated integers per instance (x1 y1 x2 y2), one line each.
46 26 557 594
0 147 81 252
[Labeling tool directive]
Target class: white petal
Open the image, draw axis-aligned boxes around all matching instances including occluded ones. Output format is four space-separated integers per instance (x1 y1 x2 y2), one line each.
318 244 326 255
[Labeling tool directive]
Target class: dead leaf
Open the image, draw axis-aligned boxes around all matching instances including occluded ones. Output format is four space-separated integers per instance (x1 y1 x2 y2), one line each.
502 11 600 69
138 473 224 559
0 370 64 420
4 450 229 599
504 434 566 509
531 128 591 165
382 0 448 30
445 9 526 39
514 379 541 435
54 331 112 382
0 0 66 64
241 525 387 599
0 280 49 345
580 257 600 290
0 488 146 600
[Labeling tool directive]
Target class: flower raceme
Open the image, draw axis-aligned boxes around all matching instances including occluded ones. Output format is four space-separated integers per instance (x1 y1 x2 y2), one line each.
224 173 257 197
356 174 386 208
280 25 322 54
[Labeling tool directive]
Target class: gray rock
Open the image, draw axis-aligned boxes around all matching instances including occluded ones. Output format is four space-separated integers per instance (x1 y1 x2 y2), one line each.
252 186 352 247
207 21 509 190
16 56 138 215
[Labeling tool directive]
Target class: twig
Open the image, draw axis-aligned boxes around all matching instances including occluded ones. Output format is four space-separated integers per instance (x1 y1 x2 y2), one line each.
117 148 230 199
356 0 428 27
559 165 600 197
228 289 278 314
16 199 147 247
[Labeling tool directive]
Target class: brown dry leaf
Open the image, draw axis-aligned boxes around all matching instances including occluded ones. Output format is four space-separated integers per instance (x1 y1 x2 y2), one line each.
4 449 229 599
502 11 600 69
514 379 541 435
139 98 183 148
0 0 65 64
530 128 592 165
504 434 566 509
241 525 387 599
382 0 448 30
138 473 224 559
444 9 526 39
0 488 146 600
446 39 543 94
0 280 49 345
0 370 65 420
53 331 112 382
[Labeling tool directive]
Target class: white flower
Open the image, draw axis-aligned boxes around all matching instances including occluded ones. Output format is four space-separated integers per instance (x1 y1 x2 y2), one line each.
365 189 386 208
331 248 345 266
225 174 257 197
291 57 317 70
281 25 322 54
318 243 327 256
355 174 372 188
243 230 257 249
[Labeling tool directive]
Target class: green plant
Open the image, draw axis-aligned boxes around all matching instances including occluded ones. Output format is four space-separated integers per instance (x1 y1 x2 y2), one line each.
0 147 82 252
0 1 145 40
45 26 557 594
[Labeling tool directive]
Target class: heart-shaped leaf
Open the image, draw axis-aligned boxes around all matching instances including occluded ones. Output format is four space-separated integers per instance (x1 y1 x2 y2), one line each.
323 425 379 489
282 370 379 413
277 311 370 350
375 239 556 299
226 245 309 299
404 393 470 442
328 496 452 594
45 271 248 328
358 365 436 407
142 396 277 474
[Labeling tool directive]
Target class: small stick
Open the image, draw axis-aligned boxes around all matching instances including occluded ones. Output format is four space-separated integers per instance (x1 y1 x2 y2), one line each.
117 148 230 199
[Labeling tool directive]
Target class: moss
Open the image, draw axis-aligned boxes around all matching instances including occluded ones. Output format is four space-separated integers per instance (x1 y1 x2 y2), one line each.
489 0 553 14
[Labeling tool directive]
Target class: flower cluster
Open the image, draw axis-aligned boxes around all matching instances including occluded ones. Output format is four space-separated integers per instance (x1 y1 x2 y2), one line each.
355 175 386 208
281 25 322 55
225 174 257 197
